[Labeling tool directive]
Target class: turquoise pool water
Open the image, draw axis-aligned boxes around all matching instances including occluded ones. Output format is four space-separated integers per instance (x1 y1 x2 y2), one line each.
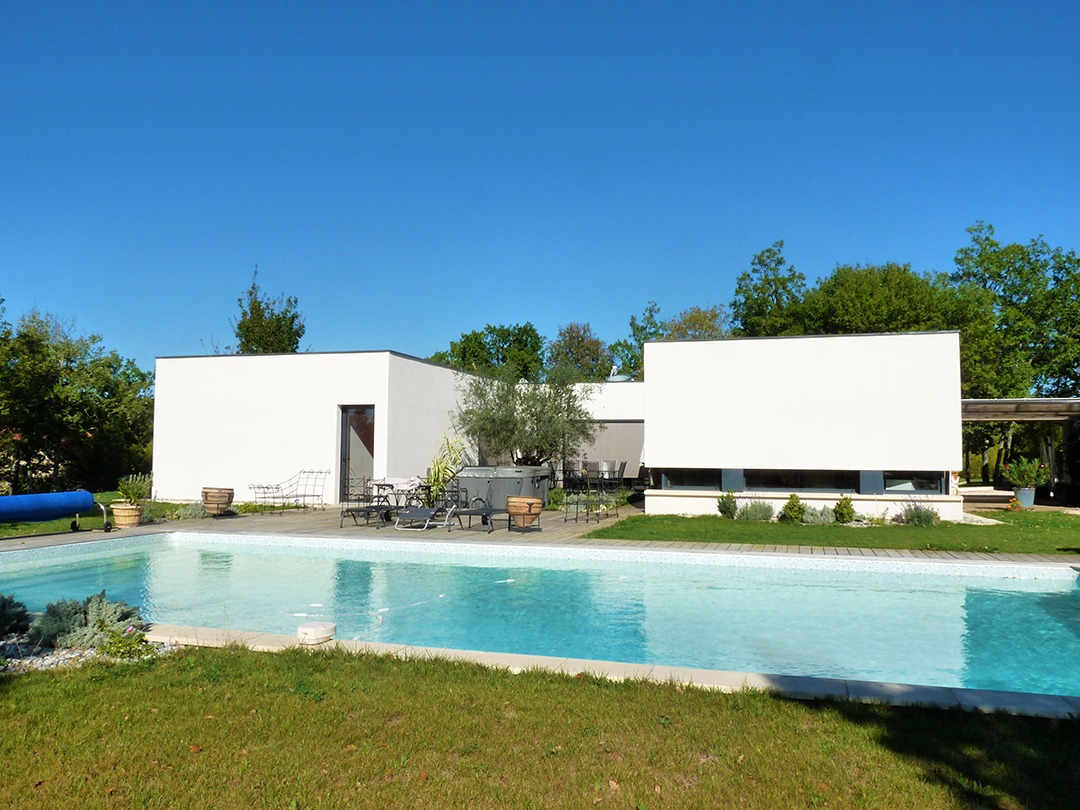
3 533 1079 696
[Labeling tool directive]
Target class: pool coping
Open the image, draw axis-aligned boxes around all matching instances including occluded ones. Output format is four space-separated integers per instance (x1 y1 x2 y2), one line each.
7 519 1080 719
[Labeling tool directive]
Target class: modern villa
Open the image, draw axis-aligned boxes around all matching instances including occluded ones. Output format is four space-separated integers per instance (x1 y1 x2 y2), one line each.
152 330 963 521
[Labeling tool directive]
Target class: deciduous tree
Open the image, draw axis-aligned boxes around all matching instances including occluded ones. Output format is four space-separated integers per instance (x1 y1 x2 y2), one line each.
430 322 546 382
730 241 807 336
547 323 612 382
0 311 153 493
610 301 664 378
663 305 731 341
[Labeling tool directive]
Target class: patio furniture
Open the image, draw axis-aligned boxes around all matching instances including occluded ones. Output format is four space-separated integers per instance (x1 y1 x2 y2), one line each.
563 468 602 523
395 482 465 531
340 477 394 528
250 469 330 514
444 483 506 533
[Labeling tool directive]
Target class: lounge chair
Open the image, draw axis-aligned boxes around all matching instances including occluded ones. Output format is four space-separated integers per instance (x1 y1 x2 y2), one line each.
340 477 394 528
394 484 465 531
252 469 330 514
449 493 508 533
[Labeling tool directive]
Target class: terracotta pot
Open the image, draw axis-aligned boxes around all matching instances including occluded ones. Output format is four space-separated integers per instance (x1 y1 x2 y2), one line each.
202 487 235 516
111 502 144 529
506 496 542 528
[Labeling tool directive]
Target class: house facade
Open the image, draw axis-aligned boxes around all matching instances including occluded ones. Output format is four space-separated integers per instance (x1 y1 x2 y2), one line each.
152 331 963 520
642 332 963 521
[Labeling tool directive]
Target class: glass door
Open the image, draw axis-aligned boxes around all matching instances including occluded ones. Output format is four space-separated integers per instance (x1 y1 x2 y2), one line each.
340 406 375 497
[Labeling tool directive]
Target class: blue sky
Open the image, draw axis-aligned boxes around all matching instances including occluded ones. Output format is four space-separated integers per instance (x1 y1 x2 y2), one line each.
2 1 1077 371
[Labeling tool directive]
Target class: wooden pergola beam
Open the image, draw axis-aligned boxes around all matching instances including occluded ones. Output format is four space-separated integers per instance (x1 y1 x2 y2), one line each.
961 398 1080 422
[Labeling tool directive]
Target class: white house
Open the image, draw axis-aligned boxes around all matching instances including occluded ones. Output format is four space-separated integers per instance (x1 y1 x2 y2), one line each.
152 331 963 520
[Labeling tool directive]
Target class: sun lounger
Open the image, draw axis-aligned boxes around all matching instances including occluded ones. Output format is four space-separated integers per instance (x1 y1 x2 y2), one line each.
340 477 394 528
394 484 466 531
449 496 508 533
251 469 330 513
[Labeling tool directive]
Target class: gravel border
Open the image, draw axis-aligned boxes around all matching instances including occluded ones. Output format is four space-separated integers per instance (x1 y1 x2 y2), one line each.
1 633 174 675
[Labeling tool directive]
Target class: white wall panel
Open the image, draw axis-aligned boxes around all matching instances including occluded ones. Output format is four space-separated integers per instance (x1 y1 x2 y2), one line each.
644 333 961 471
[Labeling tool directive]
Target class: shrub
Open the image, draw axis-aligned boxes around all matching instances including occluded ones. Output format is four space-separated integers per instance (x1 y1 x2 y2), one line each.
735 500 774 521
28 596 85 647
802 505 835 525
778 493 805 523
177 501 211 519
101 626 154 659
833 495 855 524
899 504 939 527
29 592 147 649
717 491 737 519
546 487 566 509
1 593 30 635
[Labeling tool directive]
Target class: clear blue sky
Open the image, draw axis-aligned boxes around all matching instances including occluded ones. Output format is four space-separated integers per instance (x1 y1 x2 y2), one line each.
2 1 1077 372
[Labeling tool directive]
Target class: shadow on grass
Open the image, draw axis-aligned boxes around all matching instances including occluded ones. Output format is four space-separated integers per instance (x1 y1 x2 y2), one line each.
802 699 1080 809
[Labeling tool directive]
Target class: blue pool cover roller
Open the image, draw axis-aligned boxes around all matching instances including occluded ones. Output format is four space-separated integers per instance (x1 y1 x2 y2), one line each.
0 490 96 523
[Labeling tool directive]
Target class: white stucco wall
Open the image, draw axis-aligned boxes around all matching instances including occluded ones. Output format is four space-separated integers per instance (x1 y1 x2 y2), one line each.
580 381 645 421
385 354 474 477
152 352 464 503
644 332 962 471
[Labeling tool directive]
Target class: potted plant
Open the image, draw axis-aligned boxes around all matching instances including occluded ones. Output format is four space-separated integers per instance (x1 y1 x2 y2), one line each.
426 436 465 506
1002 457 1050 509
112 473 152 528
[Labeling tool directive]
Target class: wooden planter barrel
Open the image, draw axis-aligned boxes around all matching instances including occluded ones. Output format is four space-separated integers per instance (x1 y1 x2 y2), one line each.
506 496 542 529
111 502 144 529
202 487 235 517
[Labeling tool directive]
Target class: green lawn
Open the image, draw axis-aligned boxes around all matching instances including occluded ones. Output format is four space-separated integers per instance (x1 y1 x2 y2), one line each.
587 510 1080 555
2 646 1078 808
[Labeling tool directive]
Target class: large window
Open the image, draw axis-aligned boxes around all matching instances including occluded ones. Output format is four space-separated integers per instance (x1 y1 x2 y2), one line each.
743 469 860 491
658 468 946 494
883 471 944 493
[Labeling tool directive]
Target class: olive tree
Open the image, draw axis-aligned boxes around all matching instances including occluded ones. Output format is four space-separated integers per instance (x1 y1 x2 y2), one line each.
452 364 599 466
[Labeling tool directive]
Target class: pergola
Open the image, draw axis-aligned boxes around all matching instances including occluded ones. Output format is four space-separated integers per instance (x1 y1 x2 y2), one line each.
961 398 1080 422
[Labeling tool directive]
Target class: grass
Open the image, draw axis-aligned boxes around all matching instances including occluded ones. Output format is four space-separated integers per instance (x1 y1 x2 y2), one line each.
0 492 192 540
587 510 1080 555
2 646 1079 808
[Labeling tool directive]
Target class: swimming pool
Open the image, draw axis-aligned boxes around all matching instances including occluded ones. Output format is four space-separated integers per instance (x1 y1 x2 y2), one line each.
3 532 1079 696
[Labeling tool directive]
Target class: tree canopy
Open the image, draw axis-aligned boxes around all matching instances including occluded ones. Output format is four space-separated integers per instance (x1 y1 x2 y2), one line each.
430 322 546 382
231 270 306 354
953 221 1080 397
0 309 153 493
610 301 665 378
546 322 612 382
730 240 807 336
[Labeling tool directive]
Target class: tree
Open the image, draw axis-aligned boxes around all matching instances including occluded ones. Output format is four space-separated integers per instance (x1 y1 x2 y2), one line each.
453 364 598 466
663 305 731 341
0 311 153 493
547 323 612 382
610 301 665 378
730 241 807 336
430 322 546 382
231 270 306 354
950 221 1080 397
